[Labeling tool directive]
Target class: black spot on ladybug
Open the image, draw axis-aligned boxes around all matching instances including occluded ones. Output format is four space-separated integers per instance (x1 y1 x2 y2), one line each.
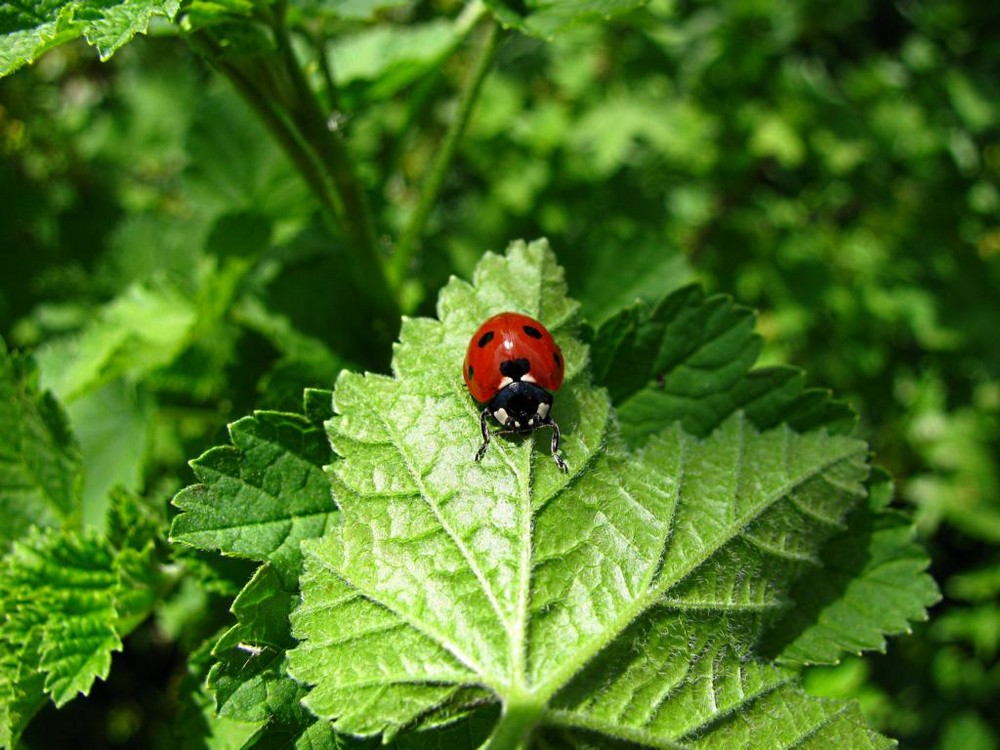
553 351 562 369
477 330 495 348
467 364 474 380
500 358 531 380
522 325 543 339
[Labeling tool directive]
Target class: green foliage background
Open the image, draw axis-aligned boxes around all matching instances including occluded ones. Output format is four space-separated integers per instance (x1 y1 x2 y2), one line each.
0 0 997 747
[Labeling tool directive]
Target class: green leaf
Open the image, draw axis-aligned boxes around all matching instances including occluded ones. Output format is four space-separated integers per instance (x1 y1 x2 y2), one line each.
484 0 648 38
66 381 154 529
287 240 892 747
209 565 303 723
329 17 469 102
0 629 46 750
204 565 348 750
183 89 316 231
105 488 166 635
767 471 942 666
590 287 856 446
105 483 165 554
0 0 181 78
210 563 370 749
35 282 198 403
0 339 82 549
234 296 346 410
0 526 158 744
172 391 343 747
0 350 163 745
593 286 936 670
170 396 338 588
565 237 694 326
175 638 264 750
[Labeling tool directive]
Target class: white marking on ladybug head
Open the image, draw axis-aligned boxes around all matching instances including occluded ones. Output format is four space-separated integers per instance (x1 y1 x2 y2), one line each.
537 402 550 419
498 376 513 389
521 373 536 383
493 407 510 425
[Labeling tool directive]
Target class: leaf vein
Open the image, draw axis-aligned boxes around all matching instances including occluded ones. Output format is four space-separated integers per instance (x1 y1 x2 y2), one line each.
366 405 513 637
305 543 491 678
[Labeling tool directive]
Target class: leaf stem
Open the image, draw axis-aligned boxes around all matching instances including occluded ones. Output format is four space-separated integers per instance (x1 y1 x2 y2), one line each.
482 696 542 750
390 16 500 288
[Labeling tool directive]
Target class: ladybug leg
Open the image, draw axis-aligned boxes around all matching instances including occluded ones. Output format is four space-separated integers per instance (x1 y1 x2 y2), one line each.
475 407 492 462
546 419 568 473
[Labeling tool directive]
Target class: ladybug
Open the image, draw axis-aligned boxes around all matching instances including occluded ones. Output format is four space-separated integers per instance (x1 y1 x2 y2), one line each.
463 312 568 472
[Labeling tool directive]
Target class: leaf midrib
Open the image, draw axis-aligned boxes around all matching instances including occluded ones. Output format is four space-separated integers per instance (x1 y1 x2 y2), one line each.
366 398 515 652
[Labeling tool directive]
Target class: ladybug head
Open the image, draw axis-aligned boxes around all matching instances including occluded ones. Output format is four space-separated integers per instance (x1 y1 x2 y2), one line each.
487 380 553 432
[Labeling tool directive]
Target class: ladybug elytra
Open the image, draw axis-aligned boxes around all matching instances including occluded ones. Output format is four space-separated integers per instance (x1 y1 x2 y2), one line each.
463 312 568 472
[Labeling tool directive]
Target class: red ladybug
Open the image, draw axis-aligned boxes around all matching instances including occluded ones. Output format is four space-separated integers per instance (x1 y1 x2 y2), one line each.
463 312 568 472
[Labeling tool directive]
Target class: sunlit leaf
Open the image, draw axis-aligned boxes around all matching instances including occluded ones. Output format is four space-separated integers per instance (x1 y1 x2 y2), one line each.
0 0 180 77
171 397 337 589
286 240 896 747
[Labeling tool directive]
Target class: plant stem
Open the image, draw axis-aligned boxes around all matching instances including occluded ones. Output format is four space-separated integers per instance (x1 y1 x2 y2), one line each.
314 27 341 114
268 0 398 317
390 17 500 287
188 28 359 256
204 51 344 227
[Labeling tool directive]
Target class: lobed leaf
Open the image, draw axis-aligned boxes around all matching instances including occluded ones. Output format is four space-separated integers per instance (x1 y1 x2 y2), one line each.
287 240 896 747
106 486 165 553
592 286 940 669
209 564 304 724
170 391 340 746
171 398 338 589
0 0 180 78
0 521 161 745
590 287 857 446
767 472 941 665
